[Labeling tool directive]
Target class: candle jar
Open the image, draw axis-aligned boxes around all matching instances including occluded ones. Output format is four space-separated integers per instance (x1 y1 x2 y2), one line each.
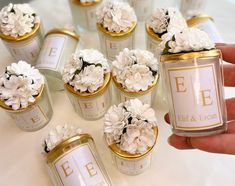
180 0 208 18
187 15 223 43
36 29 79 91
46 133 112 186
68 0 103 32
0 23 43 65
160 49 227 137
65 73 111 120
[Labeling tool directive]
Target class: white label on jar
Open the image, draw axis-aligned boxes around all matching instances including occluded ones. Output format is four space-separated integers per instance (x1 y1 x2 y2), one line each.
53 143 108 186
130 0 152 20
86 8 97 30
36 34 67 70
146 35 160 56
120 91 152 105
112 153 151 175
168 64 223 130
9 105 48 131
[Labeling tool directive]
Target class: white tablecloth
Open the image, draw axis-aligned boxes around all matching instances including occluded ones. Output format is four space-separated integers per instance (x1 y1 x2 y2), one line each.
1 0 235 186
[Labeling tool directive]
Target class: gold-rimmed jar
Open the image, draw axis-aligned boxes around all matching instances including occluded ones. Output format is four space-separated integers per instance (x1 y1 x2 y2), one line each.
46 133 112 186
68 0 103 32
112 74 159 106
36 28 79 91
160 49 227 137
64 72 111 120
106 126 158 175
97 22 137 61
0 23 43 65
0 80 53 132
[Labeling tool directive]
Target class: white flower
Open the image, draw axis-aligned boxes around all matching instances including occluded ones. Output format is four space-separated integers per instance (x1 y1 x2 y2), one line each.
96 1 137 33
0 3 40 37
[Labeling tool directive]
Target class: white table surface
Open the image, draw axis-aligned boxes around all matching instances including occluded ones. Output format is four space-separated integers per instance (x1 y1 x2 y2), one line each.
1 0 235 186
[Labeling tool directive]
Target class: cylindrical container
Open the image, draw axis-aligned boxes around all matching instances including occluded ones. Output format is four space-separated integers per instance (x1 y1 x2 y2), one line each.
0 23 43 65
112 75 159 106
180 0 207 18
127 0 153 21
106 126 158 175
97 23 137 61
46 133 112 186
65 73 111 120
36 29 79 91
68 0 103 32
160 49 227 137
0 81 53 132
187 15 223 43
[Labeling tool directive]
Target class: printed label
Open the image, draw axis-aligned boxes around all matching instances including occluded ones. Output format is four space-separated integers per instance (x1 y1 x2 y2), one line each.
120 91 152 105
53 143 108 186
146 35 160 57
9 105 48 131
36 34 67 70
168 64 223 130
86 7 97 30
130 0 152 20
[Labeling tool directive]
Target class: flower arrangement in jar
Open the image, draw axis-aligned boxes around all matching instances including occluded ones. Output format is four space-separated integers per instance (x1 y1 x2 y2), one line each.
0 3 42 65
96 1 137 61
63 49 111 120
104 99 158 175
0 61 53 131
159 27 227 137
112 48 159 106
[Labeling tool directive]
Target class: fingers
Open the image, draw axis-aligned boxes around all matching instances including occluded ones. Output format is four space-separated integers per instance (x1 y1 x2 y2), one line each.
216 44 235 64
168 135 194 149
227 121 235 133
226 98 235 121
223 64 235 87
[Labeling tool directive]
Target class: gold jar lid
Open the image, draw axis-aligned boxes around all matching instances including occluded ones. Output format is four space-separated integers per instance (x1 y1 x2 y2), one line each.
0 84 45 113
46 133 93 163
112 74 159 96
107 126 158 159
160 49 221 62
0 23 41 42
96 22 137 37
72 0 102 6
46 28 80 41
145 24 162 42
187 14 214 27
64 72 111 99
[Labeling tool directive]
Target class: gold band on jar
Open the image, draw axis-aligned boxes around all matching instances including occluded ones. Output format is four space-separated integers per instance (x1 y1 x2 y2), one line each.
187 14 214 27
72 0 102 6
46 28 80 41
145 24 162 42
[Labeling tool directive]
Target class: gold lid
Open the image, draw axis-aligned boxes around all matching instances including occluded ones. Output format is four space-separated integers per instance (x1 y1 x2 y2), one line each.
145 24 162 42
72 0 102 6
46 133 93 163
0 84 44 113
0 23 40 42
187 14 214 27
96 22 137 37
112 74 159 95
160 49 221 62
107 126 158 159
46 28 80 41
64 72 111 99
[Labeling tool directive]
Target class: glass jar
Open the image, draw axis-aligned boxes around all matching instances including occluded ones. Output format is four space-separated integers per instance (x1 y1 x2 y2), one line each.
36 28 79 91
160 49 227 137
106 126 158 175
0 79 53 132
0 23 43 65
187 15 223 43
180 0 208 18
97 23 137 62
46 133 112 186
68 0 103 32
65 73 111 120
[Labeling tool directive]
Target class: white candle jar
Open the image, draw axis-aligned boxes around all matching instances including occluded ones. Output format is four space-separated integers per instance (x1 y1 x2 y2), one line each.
106 127 158 175
68 0 103 32
0 23 42 65
46 133 112 186
97 23 137 61
0 80 53 132
180 0 208 18
36 29 79 91
65 73 111 120
160 49 227 137
187 15 223 43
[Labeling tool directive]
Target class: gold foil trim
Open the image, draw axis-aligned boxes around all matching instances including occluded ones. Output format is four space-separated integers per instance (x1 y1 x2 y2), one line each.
96 22 137 37
64 72 111 99
46 133 93 163
187 14 214 27
0 84 45 113
145 24 162 42
0 23 40 42
107 126 158 159
46 28 80 41
72 0 102 6
160 49 220 62
112 74 159 95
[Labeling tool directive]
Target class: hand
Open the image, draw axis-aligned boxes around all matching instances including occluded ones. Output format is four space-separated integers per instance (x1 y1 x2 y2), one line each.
165 44 235 155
